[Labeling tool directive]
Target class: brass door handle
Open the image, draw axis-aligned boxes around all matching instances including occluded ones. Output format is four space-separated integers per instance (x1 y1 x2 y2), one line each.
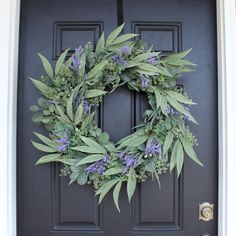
199 202 214 221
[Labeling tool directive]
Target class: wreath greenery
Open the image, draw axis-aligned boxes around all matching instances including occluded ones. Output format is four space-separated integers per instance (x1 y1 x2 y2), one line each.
30 23 202 211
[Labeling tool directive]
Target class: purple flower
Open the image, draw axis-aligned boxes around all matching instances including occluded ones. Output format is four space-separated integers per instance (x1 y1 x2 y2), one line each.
120 45 131 55
56 136 69 152
123 156 137 167
183 106 190 121
111 53 128 67
146 56 158 64
119 57 128 67
85 156 109 175
85 163 105 175
75 46 83 54
166 105 179 116
141 78 150 88
70 46 83 71
76 96 91 114
144 142 162 157
70 55 81 71
83 100 91 114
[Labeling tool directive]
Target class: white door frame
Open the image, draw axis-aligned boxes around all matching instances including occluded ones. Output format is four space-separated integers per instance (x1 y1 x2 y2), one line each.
0 0 235 235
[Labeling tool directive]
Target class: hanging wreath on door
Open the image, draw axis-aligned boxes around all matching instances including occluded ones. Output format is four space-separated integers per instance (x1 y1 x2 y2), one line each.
30 23 202 211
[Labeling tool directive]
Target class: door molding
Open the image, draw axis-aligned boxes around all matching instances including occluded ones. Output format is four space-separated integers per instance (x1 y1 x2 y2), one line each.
0 0 235 235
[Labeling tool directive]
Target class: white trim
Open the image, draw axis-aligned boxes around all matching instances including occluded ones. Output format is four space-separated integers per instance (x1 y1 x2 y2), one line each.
217 0 236 235
0 0 236 235
0 0 20 235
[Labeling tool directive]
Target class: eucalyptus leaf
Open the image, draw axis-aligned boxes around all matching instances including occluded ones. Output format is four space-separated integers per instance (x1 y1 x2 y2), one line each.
71 145 104 154
99 132 110 144
87 60 109 79
113 181 122 212
106 23 124 46
85 89 107 98
30 105 40 112
170 140 179 172
166 96 198 124
31 141 56 153
66 84 81 121
112 33 138 45
104 167 123 176
163 132 174 155
33 132 56 147
35 153 61 165
38 53 54 79
127 176 137 202
77 171 88 185
78 54 86 78
133 52 160 62
55 48 69 75
76 154 105 166
166 91 196 105
80 136 106 154
30 78 50 96
97 179 120 204
74 101 83 125
56 104 72 124
181 138 203 166
176 141 184 177
96 32 105 54
118 135 148 148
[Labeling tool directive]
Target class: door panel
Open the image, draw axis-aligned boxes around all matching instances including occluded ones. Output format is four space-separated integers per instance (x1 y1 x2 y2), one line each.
17 0 217 235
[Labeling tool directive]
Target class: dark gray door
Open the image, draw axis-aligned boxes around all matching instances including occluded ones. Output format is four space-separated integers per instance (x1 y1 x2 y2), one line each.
17 0 218 235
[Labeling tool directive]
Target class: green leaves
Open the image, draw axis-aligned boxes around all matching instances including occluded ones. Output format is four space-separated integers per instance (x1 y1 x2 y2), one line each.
166 91 196 105
33 132 56 147
103 167 123 176
112 33 138 45
118 135 148 149
78 54 86 78
166 96 197 124
176 140 184 177
35 153 62 165
56 104 72 124
170 140 179 172
30 24 200 211
181 138 203 166
80 136 106 154
127 176 137 202
77 171 88 185
113 181 122 212
96 32 105 54
66 84 81 121
163 132 174 155
133 52 160 62
30 78 50 96
31 141 56 153
99 132 110 145
87 60 109 79
74 101 83 125
96 179 120 204
38 53 54 79
55 48 69 75
84 89 107 98
169 137 202 176
106 23 124 46
136 63 172 77
76 154 105 166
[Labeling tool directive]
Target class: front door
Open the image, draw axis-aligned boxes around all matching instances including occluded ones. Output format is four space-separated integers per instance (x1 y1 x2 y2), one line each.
17 0 218 235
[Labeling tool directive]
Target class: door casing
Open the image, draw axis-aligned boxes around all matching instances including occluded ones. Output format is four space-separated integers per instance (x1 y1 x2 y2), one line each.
0 0 236 235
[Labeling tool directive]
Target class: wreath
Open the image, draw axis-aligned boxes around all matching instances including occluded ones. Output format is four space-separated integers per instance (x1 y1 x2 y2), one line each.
30 23 202 212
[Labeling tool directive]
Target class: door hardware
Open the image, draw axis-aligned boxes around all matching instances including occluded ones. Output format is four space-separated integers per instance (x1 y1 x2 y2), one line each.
199 202 214 221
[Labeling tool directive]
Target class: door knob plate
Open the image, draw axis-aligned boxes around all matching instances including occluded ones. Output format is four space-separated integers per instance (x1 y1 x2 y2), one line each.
199 202 214 221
